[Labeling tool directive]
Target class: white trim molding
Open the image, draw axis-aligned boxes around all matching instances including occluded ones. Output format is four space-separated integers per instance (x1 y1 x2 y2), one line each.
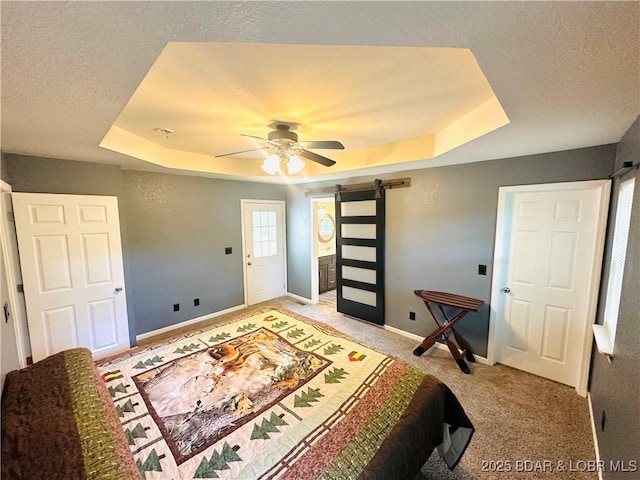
286 292 313 305
0 182 29 367
136 304 245 342
587 393 604 480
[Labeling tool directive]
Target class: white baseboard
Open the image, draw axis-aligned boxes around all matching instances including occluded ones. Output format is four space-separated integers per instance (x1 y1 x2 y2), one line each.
136 304 245 342
383 324 489 365
286 292 313 304
587 393 604 480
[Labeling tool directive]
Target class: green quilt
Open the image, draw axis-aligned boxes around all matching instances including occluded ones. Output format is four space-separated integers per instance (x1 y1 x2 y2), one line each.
97 308 474 480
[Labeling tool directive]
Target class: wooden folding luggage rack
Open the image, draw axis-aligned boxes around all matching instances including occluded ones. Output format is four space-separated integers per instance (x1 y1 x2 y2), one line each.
412 290 484 374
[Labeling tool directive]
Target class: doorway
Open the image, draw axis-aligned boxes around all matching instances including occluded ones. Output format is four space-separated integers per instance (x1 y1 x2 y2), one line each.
241 200 286 306
0 180 28 368
488 180 610 396
311 197 337 305
1 214 22 388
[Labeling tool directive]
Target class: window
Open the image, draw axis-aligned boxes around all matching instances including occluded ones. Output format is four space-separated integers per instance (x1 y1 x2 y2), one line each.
594 177 635 355
252 210 277 258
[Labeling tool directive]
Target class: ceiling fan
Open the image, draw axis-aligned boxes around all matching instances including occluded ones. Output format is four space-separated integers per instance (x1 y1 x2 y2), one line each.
215 123 344 175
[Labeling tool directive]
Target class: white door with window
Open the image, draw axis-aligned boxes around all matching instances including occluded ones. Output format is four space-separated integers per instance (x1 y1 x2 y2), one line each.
241 200 286 305
12 193 130 362
489 180 610 395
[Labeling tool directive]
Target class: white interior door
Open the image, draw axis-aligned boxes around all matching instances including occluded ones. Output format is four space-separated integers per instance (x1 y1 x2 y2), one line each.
489 181 609 394
12 193 130 362
242 200 286 306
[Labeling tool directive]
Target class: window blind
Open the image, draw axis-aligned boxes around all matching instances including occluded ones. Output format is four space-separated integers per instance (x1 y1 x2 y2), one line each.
603 177 635 342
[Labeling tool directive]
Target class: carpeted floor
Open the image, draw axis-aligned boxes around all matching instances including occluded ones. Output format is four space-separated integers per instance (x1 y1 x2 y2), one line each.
139 295 598 480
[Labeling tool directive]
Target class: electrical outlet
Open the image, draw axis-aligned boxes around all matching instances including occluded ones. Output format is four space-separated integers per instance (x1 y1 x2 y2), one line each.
478 264 487 275
409 311 416 321
173 303 180 312
194 298 200 307
225 247 232 255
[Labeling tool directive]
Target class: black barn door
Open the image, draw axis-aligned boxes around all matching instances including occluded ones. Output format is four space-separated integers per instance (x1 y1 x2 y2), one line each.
335 186 385 325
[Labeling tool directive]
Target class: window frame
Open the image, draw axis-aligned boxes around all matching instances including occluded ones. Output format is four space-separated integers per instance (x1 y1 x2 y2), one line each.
594 176 635 355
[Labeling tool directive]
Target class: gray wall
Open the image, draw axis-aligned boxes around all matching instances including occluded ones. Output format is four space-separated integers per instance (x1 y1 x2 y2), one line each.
590 117 639 479
1 155 286 342
122 171 286 334
1 154 124 196
287 145 615 357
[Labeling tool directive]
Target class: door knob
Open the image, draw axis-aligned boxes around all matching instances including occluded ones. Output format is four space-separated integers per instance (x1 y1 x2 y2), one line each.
501 287 511 293
115 287 123 293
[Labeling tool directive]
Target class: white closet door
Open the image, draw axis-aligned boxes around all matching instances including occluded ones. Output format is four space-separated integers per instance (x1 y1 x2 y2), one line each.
12 193 130 362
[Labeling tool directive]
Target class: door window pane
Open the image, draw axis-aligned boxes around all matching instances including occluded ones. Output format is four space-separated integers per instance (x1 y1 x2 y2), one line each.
253 210 277 258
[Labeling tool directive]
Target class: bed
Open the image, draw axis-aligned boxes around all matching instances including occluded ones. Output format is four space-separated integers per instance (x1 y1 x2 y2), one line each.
1 348 139 480
99 308 473 479
2 307 474 479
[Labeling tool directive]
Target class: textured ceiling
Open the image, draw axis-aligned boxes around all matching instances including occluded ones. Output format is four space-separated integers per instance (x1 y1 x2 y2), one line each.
100 42 508 178
1 1 638 184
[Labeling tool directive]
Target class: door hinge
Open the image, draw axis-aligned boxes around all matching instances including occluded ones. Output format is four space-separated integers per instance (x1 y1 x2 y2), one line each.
17 284 24 293
6 211 14 222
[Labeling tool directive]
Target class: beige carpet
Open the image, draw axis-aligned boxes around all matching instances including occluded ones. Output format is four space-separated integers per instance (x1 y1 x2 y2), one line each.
140 296 598 480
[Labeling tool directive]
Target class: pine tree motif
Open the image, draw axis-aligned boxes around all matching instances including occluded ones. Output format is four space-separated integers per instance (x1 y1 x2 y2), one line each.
194 443 241 478
250 412 288 440
221 443 242 463
125 423 150 445
210 449 231 471
193 458 219 479
133 355 164 369
323 343 344 355
324 367 349 384
116 399 139 417
209 332 231 343
286 328 305 339
236 323 257 333
293 387 324 407
107 382 129 397
136 449 165 479
173 343 200 354
271 321 288 330
303 338 322 349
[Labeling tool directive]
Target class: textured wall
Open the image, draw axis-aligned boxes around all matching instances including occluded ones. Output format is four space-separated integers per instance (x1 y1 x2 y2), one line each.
590 117 639 478
287 145 615 357
1 155 286 342
2 154 124 196
1 154 132 342
122 171 286 335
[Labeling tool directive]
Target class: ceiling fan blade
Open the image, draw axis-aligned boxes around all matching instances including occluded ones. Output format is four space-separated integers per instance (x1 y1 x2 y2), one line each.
214 146 270 158
302 140 345 150
299 149 336 167
240 133 268 141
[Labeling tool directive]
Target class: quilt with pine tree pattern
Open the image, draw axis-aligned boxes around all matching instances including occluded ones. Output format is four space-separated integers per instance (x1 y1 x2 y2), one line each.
97 308 474 479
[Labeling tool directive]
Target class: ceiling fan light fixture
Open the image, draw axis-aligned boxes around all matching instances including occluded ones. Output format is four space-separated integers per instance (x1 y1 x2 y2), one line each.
262 154 281 175
287 155 305 175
